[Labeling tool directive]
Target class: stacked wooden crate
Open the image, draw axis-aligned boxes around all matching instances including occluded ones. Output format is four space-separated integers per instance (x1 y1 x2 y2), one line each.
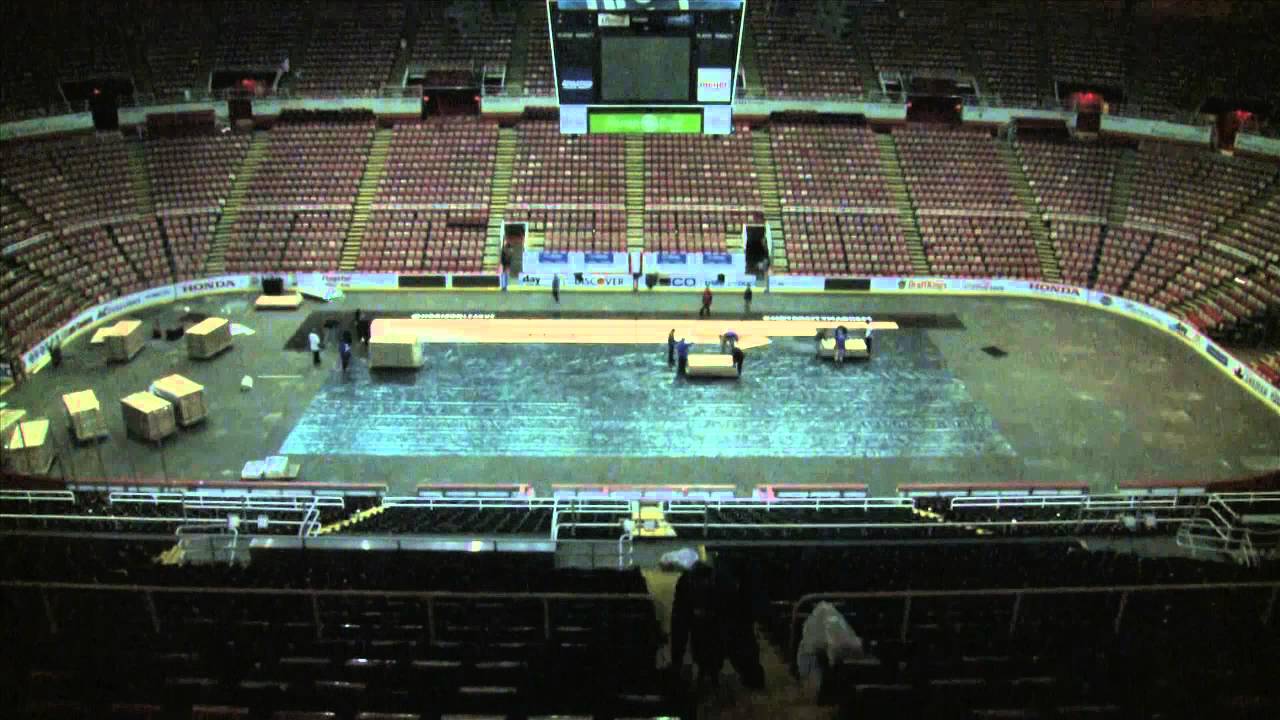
3 419 54 474
62 389 109 442
186 317 233 359
151 374 208 427
104 320 146 362
121 392 176 442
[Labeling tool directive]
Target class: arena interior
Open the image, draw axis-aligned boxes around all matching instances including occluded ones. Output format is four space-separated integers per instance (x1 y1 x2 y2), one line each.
2 1 1280 719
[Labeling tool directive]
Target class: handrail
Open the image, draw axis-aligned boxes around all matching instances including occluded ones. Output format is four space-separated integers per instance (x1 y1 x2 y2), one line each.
785 581 1280 653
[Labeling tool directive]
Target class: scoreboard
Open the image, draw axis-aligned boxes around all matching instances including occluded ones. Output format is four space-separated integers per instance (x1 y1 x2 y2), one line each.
547 0 745 134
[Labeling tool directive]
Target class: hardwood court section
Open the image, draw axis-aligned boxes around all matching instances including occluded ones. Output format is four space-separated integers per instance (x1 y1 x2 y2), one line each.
369 318 898 348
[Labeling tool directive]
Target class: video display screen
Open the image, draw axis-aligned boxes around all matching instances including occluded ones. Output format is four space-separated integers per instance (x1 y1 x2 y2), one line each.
601 36 691 103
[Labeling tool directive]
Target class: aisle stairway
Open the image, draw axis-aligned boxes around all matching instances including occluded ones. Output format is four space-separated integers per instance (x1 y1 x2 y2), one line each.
751 128 787 272
500 0 536 95
1107 147 1138 226
126 141 155 215
874 133 929 274
205 133 269 274
339 128 392 271
314 504 386 536
482 127 518 271
998 142 1062 281
625 135 646 252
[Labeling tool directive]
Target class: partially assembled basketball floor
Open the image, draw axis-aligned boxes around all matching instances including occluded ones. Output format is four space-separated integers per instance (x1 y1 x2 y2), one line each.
5 291 1278 497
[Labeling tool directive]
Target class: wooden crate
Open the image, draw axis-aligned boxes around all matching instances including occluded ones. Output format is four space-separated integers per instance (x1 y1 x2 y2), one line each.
255 293 304 310
62 389 108 442
121 392 176 442
186 317 233 359
369 333 425 369
151 374 207 427
0 408 27 444
104 320 146 362
3 419 54 475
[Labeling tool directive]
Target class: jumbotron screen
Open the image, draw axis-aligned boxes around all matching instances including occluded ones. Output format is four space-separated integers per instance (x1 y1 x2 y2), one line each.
601 36 691 103
548 0 743 108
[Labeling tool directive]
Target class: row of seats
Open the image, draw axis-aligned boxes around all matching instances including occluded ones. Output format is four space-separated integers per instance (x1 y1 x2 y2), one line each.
784 212 913 277
357 209 486 272
292 2 404 95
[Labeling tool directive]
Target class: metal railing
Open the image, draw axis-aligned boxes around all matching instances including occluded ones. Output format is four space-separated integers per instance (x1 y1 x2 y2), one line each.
785 581 1280 655
1 580 656 645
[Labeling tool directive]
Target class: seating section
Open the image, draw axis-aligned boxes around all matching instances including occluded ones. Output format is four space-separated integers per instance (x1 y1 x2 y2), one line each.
1219 191 1280 264
644 130 762 253
1126 142 1277 240
2 535 677 720
213 1 302 71
1253 351 1280 389
1046 0 1126 87
771 122 891 210
862 0 966 77
377 120 497 208
1052 220 1104 289
1 136 141 224
144 135 250 212
895 127 1039 278
508 121 626 252
224 119 373 273
1017 140 1119 220
0 261 86 362
411 1 515 74
784 212 912 276
111 217 174 291
162 211 219 281
293 1 403 95
644 210 760 254
360 210 486 273
718 543 1279 719
918 215 1041 279
142 6 212 99
968 3 1042 107
521 1 555 96
1106 227 1195 309
225 209 349 272
895 127 1020 213
750 0 864 99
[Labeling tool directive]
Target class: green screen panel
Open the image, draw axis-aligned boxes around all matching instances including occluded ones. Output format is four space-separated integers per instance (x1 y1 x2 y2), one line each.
588 110 703 134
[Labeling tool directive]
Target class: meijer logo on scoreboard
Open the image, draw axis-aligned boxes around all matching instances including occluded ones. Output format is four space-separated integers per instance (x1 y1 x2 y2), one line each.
696 68 733 102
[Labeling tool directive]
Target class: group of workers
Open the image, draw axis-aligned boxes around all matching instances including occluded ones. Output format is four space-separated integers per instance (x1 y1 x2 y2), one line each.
822 323 874 363
668 330 746 377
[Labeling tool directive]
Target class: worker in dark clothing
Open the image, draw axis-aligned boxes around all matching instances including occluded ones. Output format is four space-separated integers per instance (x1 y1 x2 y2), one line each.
676 338 692 376
699 286 713 317
732 346 744 376
339 338 352 376
834 325 848 364
552 274 560 304
744 285 753 313
670 559 765 690
668 329 676 367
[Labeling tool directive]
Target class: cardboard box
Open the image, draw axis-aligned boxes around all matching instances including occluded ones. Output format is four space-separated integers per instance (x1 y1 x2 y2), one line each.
186 317 233 359
104 320 146 362
151 374 207 427
62 389 108 442
369 333 425 369
3 419 54 474
121 392 176 442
